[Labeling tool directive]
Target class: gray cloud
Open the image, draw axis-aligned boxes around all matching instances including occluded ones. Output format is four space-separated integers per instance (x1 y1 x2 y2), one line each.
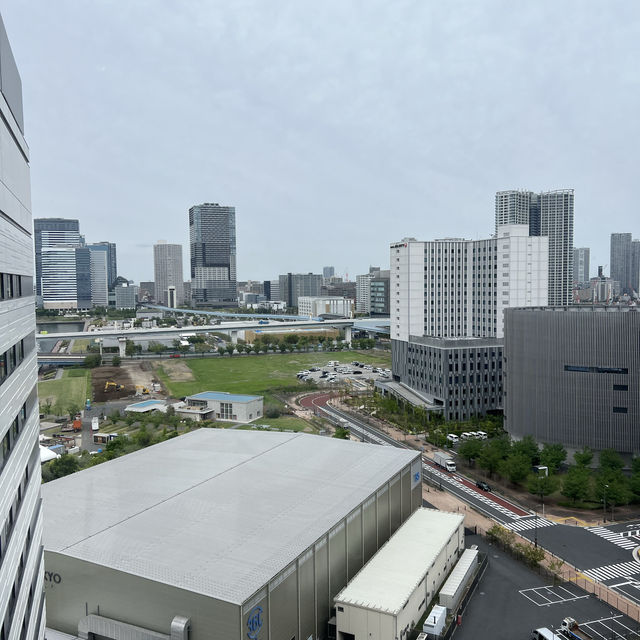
3 0 639 281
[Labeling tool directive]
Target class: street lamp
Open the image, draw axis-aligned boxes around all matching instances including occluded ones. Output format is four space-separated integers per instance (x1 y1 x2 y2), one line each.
603 484 609 523
533 466 548 549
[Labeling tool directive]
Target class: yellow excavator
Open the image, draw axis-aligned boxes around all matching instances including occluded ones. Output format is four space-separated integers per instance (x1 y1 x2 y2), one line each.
104 381 124 392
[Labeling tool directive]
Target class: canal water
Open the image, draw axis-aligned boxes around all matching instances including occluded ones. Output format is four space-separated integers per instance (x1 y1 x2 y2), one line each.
36 321 85 352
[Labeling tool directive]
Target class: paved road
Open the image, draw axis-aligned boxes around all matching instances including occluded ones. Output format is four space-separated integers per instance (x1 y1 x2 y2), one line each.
305 391 640 595
308 393 533 525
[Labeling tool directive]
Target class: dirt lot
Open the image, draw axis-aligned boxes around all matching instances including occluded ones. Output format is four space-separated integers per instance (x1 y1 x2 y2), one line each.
156 359 195 382
92 363 159 402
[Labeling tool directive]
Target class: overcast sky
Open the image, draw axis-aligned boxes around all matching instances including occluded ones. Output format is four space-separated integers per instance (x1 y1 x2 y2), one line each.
3 1 640 282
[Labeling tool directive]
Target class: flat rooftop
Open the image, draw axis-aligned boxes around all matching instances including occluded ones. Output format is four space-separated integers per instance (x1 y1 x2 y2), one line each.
335 508 464 615
42 429 418 605
188 391 262 402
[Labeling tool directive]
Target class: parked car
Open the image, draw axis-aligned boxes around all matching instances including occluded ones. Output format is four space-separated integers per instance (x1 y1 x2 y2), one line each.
446 434 459 444
476 431 488 440
476 480 491 491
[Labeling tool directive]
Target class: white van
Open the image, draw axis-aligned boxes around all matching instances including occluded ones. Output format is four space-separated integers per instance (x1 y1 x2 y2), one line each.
476 431 488 440
530 628 563 640
460 432 473 440
447 434 459 444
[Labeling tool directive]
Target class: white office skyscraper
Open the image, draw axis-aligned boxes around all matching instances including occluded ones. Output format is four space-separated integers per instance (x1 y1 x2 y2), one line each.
0 13 46 638
154 242 184 307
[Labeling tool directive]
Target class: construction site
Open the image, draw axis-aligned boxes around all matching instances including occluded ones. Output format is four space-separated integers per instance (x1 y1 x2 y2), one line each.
91 362 160 402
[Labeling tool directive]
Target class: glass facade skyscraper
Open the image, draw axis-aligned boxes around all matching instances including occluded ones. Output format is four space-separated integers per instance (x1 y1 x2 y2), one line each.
189 203 237 305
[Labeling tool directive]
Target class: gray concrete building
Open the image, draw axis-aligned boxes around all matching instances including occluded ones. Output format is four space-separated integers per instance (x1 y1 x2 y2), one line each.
42 429 421 640
504 306 640 456
392 336 503 421
279 272 323 308
0 12 46 639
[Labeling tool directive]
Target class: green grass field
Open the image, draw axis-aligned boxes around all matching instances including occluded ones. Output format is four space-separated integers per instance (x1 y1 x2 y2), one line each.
71 338 92 353
155 350 391 400
38 369 91 412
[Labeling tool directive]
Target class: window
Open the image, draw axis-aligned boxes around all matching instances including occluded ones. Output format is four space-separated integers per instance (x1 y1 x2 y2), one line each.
613 407 628 414
613 384 628 391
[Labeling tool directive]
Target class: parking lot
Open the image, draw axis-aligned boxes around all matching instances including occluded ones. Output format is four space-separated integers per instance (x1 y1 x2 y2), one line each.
455 534 640 640
296 361 391 387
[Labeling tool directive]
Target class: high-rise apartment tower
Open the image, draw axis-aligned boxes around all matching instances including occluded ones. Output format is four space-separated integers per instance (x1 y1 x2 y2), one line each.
0 13 46 638
153 242 184 307
495 189 574 306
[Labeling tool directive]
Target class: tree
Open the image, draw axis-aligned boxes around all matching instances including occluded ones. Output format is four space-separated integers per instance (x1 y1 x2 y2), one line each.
479 439 509 478
195 342 210 356
539 443 567 473
112 355 121 367
148 341 166 354
45 453 80 480
511 435 539 466
599 449 624 472
500 453 531 485
527 473 559 501
561 466 591 504
67 403 81 421
225 345 236 357
218 346 226 357
125 339 136 356
458 438 482 465
83 354 102 368
333 427 350 439
134 425 152 447
279 342 287 353
574 447 593 468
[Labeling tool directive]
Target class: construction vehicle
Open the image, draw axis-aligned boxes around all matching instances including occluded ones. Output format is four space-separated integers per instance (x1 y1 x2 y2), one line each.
561 617 593 640
104 381 124 392
135 385 150 395
432 451 457 472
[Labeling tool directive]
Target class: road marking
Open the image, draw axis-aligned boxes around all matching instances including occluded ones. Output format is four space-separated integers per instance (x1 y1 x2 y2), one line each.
583 561 640 582
505 516 557 533
588 526 638 550
519 584 589 606
422 463 522 520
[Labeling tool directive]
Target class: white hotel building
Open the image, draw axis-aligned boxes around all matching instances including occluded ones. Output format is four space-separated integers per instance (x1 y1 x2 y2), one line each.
0 13 46 640
390 225 548 420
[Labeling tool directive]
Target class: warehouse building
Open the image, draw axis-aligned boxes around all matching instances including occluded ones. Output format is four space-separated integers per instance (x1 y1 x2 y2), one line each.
334 509 464 640
175 390 263 423
42 429 422 640
504 306 640 456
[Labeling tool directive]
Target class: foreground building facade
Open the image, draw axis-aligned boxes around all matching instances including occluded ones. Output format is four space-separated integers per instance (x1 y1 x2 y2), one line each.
43 430 421 640
0 13 45 639
504 306 640 456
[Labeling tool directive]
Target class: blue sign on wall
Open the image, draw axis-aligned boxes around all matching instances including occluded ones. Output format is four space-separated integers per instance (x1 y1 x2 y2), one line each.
247 606 263 640
414 471 420 483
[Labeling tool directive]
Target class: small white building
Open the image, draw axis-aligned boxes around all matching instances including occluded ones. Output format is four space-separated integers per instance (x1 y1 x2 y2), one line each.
334 508 464 640
176 391 263 423
298 296 354 318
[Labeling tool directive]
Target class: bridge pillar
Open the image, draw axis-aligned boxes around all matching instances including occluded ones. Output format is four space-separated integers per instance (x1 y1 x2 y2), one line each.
230 330 238 345
345 326 352 345
117 337 127 358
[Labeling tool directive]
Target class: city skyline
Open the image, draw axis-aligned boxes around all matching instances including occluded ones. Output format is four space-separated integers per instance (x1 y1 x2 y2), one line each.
3 3 640 280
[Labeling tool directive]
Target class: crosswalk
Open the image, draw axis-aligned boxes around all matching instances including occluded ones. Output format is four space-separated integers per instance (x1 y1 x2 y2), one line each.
505 516 557 533
583 561 640 582
422 463 522 520
587 526 639 550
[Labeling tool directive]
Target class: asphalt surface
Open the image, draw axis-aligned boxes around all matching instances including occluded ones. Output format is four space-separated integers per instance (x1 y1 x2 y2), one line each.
456 534 640 640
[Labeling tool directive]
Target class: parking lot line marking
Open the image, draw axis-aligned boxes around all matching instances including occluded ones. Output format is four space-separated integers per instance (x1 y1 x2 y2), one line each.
519 589 550 606
556 585 589 601
519 585 590 607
